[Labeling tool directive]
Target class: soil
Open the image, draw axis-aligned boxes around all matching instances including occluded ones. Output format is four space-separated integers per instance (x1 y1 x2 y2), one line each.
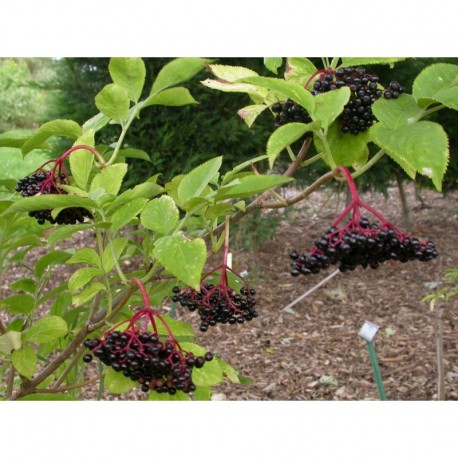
2 183 458 401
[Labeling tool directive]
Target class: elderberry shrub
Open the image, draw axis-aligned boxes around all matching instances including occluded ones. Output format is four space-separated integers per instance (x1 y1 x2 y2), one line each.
311 66 405 135
83 331 213 395
271 98 312 128
16 171 92 225
172 284 258 332
290 216 438 276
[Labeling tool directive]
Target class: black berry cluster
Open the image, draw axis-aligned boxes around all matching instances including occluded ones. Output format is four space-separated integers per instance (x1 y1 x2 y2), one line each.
16 170 91 225
271 99 312 128
172 283 258 332
83 329 213 395
290 216 438 276
311 66 405 135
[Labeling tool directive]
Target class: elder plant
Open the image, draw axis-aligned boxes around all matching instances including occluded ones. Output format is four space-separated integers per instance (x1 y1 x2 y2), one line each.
0 57 457 401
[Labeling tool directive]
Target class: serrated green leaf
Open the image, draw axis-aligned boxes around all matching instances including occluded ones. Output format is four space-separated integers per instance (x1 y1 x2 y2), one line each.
105 367 138 394
109 57 146 102
50 291 73 316
109 182 164 210
95 83 130 123
264 58 283 75
192 386 212 400
205 203 235 220
217 175 294 200
371 121 449 190
154 314 196 339
314 122 370 166
267 122 316 168
200 78 268 101
82 112 110 133
372 94 423 128
90 163 128 195
73 282 106 306
177 156 222 203
148 390 190 401
285 58 318 86
179 343 223 386
67 248 101 269
22 120 82 155
12 346 37 379
6 194 97 215
209 64 259 82
24 316 68 343
240 76 315 113
117 148 152 162
0 331 22 354
10 278 37 294
0 294 35 314
101 237 128 272
152 57 208 93
221 155 268 184
142 87 198 108
111 197 148 232
340 58 406 68
47 223 92 245
68 267 103 294
35 250 73 278
153 233 206 290
313 87 351 129
216 357 240 383
413 63 458 110
0 129 34 148
69 136 96 190
140 195 179 235
237 104 268 128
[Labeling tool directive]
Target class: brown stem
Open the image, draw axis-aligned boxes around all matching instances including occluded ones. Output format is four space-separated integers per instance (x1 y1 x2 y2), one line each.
35 375 102 394
5 366 15 398
0 317 6 335
53 345 86 389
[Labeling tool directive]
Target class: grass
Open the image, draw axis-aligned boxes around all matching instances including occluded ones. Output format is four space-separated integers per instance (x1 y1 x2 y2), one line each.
0 147 52 181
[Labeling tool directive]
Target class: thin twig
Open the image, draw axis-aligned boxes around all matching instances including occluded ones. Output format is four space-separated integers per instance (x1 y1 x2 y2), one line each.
35 375 102 394
0 317 6 335
5 366 15 398
282 269 340 313
53 345 86 389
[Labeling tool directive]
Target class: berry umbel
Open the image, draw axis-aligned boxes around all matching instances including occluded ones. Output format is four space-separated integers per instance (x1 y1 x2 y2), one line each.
15 145 104 225
172 218 258 332
290 166 438 276
83 279 213 395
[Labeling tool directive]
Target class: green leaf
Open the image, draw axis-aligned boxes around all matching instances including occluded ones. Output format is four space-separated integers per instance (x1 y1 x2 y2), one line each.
240 76 315 113
12 346 37 379
372 94 423 128
105 367 138 394
6 194 97 214
24 316 68 343
117 148 152 162
340 57 406 68
109 57 146 102
154 315 195 339
192 386 212 400
109 182 164 210
73 282 106 306
35 250 73 278
285 58 318 86
11 278 36 294
177 156 222 203
95 83 130 123
216 357 240 383
50 291 73 316
69 137 96 190
314 122 370 166
209 64 259 82
68 267 103 294
412 63 458 110
22 120 82 155
148 391 190 401
67 248 101 269
101 237 128 272
90 163 128 195
82 112 110 133
111 197 148 232
371 121 449 190
47 223 92 245
0 331 22 354
264 58 283 75
153 233 206 290
222 155 268 184
0 294 35 314
237 104 268 128
200 78 268 101
266 122 316 168
18 394 77 400
0 129 34 148
140 195 179 235
152 57 208 93
217 175 294 200
313 87 351 129
142 87 198 108
180 343 223 387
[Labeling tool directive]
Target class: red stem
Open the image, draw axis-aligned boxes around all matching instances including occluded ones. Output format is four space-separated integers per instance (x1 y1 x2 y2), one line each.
303 69 328 90
131 278 151 309
336 166 360 202
58 145 106 166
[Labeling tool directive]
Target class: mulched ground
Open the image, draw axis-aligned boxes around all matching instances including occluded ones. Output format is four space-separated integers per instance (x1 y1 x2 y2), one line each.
2 183 458 400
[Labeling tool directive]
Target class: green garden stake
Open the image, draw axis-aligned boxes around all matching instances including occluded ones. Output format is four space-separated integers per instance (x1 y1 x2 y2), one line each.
358 320 387 401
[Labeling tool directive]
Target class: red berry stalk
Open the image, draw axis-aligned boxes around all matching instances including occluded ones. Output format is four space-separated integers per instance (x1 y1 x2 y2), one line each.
83 278 213 395
172 218 258 332
290 166 438 276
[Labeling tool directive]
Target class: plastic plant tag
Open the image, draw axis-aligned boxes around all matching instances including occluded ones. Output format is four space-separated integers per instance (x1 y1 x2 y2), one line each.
358 320 380 342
